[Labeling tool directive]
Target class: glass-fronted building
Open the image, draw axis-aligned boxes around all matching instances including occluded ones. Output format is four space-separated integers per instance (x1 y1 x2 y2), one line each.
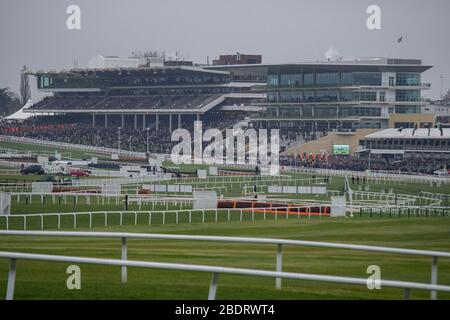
209 58 432 134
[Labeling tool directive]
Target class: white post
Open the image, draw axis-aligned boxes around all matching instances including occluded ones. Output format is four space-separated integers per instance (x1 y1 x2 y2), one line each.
403 288 411 300
276 244 283 289
208 273 220 300
6 258 17 300
431 256 438 300
121 237 127 283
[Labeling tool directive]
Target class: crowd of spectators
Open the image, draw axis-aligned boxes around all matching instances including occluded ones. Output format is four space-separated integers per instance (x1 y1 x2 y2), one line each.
0 112 254 154
280 153 450 174
3 114 449 174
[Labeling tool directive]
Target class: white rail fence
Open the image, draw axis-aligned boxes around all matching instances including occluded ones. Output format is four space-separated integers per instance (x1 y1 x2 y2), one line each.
0 205 331 231
1 231 450 300
287 167 450 185
0 135 145 157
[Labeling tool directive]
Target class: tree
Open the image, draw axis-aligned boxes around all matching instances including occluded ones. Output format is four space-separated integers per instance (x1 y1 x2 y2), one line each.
0 87 21 117
20 65 31 106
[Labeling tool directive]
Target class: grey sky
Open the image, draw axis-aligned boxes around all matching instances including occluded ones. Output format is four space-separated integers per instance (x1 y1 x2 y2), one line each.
1 0 449 100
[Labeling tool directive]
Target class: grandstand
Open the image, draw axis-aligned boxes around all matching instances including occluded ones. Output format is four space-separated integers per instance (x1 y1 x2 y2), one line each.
1 55 445 174
0 64 264 153
361 127 450 153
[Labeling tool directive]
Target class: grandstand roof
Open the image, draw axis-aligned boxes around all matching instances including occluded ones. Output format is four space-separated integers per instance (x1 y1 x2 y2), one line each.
5 99 35 120
206 57 432 73
28 66 230 77
364 128 450 139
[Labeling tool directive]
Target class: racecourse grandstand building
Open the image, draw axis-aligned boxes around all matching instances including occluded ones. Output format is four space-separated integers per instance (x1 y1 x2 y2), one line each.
208 57 432 147
1 55 436 157
28 65 265 132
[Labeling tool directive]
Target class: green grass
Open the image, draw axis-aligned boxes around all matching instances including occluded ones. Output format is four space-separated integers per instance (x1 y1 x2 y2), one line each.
1 141 450 299
0 217 449 300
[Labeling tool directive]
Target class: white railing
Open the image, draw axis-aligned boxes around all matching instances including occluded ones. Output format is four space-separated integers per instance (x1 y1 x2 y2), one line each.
0 135 145 157
1 231 450 300
0 205 331 232
286 167 450 185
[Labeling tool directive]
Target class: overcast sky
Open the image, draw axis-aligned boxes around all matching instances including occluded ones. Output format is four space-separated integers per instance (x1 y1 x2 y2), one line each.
1 0 449 100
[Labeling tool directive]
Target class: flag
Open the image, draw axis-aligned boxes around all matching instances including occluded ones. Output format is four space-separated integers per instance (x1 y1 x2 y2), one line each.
397 36 403 43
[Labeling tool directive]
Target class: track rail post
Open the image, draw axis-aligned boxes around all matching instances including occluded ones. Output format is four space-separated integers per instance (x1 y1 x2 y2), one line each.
121 237 127 283
431 256 438 300
6 258 17 300
276 244 283 289
208 272 220 300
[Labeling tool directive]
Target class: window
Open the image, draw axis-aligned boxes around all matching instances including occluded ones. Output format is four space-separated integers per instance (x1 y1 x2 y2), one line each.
339 107 381 117
395 105 420 113
304 73 314 86
303 106 313 117
389 77 395 86
353 92 377 101
379 92 385 101
303 90 315 102
353 72 382 86
267 74 279 86
280 91 302 103
315 106 338 117
396 73 420 86
280 74 302 86
267 91 278 103
341 72 353 86
316 90 338 102
316 72 339 85
396 90 420 102
340 91 353 101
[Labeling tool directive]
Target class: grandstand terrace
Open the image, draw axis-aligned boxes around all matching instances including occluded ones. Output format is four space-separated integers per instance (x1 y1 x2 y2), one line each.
23 65 264 132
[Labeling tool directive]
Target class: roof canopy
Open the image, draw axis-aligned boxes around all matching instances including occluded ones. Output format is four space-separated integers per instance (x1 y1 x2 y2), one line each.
364 128 450 139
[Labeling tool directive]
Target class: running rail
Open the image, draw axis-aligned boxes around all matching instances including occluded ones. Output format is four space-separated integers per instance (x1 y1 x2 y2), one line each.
1 251 450 300
1 230 449 299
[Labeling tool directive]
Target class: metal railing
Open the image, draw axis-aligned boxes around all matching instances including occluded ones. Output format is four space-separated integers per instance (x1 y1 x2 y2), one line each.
2 251 449 300
1 230 449 300
0 135 145 157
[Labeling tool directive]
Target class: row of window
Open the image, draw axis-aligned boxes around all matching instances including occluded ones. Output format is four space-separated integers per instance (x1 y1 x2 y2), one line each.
37 74 231 89
267 72 383 87
396 73 421 86
268 90 380 103
395 90 421 101
267 106 382 118
268 72 422 87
